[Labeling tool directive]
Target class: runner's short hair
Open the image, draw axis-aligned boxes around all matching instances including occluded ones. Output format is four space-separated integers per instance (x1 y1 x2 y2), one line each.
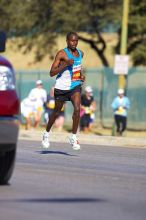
66 32 78 40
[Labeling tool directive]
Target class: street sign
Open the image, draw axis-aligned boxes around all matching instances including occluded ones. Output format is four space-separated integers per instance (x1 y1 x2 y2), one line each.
114 55 129 75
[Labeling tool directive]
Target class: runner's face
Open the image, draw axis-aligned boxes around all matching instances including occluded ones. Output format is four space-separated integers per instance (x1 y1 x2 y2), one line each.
67 35 78 50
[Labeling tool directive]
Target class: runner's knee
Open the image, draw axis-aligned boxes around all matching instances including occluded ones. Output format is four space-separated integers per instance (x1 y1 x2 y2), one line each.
53 108 61 117
73 105 80 115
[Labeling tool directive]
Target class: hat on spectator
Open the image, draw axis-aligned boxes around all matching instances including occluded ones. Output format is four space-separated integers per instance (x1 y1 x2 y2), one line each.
118 88 124 94
36 79 43 85
85 86 93 93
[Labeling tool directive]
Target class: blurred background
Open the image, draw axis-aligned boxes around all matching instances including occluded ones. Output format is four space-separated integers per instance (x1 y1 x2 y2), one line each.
0 0 146 134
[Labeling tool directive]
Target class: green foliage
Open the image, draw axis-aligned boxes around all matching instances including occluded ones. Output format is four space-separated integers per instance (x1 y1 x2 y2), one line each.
0 0 57 61
128 0 146 65
50 0 123 66
0 0 12 30
0 0 146 66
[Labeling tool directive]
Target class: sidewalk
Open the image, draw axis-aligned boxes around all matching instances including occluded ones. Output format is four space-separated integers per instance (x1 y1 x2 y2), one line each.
19 129 146 148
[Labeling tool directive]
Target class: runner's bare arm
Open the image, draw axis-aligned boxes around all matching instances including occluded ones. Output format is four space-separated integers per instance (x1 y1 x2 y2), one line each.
80 51 85 82
50 50 74 77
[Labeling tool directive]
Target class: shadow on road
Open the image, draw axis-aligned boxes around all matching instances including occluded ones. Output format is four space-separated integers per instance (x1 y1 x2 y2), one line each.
0 197 106 203
36 150 77 156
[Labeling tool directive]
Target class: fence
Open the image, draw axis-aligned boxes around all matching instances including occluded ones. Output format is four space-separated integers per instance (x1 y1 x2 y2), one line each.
15 67 146 130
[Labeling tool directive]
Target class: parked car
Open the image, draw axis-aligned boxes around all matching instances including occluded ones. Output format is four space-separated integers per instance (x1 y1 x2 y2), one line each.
0 32 19 184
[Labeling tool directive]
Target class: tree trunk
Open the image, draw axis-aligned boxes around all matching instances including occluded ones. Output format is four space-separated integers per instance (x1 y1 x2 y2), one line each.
78 35 109 67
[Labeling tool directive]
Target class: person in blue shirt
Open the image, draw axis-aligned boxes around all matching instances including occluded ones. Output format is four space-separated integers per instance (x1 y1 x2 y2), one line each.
111 89 130 136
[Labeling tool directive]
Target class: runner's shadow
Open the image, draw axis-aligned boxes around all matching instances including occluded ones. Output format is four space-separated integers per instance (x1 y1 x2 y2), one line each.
36 150 77 156
0 197 106 203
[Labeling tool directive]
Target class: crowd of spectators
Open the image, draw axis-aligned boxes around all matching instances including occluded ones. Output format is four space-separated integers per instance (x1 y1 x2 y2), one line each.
20 80 130 136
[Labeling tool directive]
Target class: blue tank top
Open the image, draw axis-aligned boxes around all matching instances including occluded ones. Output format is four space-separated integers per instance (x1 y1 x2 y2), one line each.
55 47 83 90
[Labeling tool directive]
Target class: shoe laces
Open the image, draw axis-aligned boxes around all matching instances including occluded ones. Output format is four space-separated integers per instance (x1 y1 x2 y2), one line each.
70 136 79 145
43 132 49 140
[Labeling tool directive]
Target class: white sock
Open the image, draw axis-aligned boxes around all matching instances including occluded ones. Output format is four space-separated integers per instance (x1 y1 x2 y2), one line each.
72 134 77 139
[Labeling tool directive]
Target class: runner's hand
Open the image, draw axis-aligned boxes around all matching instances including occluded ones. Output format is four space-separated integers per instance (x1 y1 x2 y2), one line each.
80 75 85 82
62 58 74 67
66 59 74 66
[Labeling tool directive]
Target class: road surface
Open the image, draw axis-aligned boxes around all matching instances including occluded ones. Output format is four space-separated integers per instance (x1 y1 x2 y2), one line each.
0 140 146 220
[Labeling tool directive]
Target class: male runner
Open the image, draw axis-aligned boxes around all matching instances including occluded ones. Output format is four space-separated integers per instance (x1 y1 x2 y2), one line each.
42 32 85 150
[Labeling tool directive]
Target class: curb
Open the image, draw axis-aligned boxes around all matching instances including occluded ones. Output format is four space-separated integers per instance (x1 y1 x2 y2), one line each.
18 129 146 148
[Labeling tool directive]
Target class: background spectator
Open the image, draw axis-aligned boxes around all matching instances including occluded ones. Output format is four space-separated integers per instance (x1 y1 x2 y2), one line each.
80 86 96 133
44 87 65 131
21 80 47 129
111 88 130 136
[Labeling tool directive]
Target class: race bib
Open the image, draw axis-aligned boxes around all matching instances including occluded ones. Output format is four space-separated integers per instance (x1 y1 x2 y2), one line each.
72 71 81 81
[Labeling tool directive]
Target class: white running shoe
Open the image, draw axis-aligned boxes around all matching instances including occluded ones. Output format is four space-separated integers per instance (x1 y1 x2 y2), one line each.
69 135 81 150
42 131 50 149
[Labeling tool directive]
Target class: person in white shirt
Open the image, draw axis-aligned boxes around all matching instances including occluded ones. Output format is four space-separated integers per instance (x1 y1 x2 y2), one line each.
21 80 47 129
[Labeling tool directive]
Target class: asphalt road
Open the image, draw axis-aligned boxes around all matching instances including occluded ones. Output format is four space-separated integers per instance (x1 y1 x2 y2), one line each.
0 140 146 220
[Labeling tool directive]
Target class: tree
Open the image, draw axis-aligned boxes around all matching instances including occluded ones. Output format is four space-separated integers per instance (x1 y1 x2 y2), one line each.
0 0 146 66
0 0 57 60
0 0 122 65
0 0 13 31
128 0 146 65
115 0 146 66
46 0 123 66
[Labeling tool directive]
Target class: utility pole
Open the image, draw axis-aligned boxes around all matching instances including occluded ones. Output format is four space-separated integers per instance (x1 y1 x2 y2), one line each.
119 0 130 89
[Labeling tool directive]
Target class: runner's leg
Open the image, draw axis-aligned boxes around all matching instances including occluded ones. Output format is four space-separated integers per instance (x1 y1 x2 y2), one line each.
46 100 64 132
68 91 81 150
70 91 81 134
